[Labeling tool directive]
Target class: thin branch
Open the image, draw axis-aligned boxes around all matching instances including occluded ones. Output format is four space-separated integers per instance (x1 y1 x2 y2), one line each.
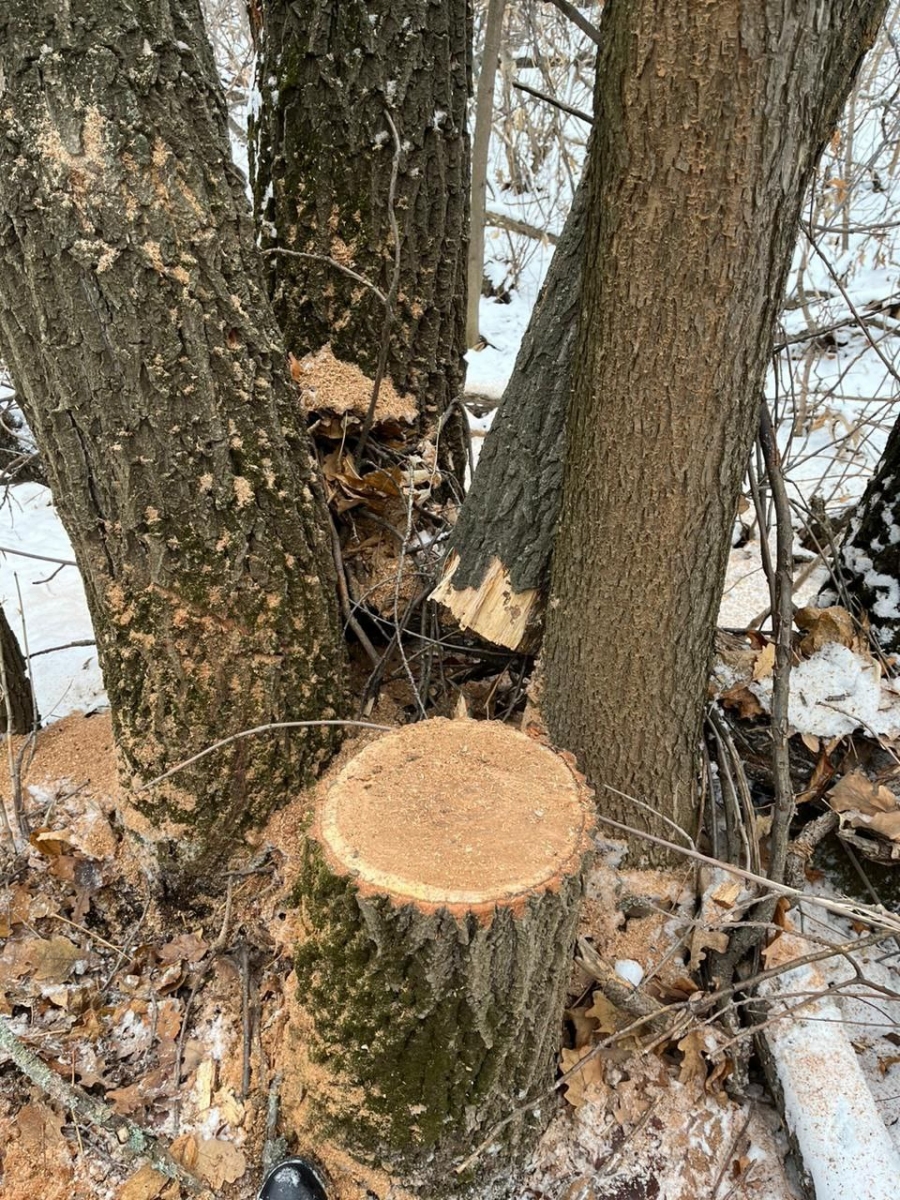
758 401 795 886
328 510 381 668
513 78 593 124
485 208 560 244
262 247 387 307
28 638 96 659
800 222 900 387
356 110 404 460
544 0 602 46
0 544 76 567
591 810 900 934
135 719 396 792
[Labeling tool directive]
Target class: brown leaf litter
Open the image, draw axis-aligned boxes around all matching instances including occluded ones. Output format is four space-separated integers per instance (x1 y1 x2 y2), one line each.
0 713 802 1200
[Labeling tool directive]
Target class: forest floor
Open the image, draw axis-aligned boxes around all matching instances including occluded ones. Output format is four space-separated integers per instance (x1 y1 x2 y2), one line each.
0 707 800 1200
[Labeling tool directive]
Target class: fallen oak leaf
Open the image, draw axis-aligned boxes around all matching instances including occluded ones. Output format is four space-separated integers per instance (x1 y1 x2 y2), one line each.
584 990 620 1035
719 684 765 719
828 769 899 815
677 1029 713 1084
795 604 856 655
828 770 900 842
752 642 776 681
29 827 75 858
171 1135 246 1189
559 1044 607 1109
117 1163 168 1200
26 935 85 983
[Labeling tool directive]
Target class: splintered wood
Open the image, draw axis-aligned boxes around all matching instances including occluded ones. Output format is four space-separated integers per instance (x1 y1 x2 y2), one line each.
429 552 541 651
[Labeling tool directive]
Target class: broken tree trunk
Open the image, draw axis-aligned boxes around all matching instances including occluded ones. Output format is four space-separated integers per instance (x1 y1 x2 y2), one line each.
290 717 595 1195
431 173 587 649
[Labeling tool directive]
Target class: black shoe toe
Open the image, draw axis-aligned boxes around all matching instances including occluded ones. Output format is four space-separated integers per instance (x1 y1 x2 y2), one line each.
257 1157 328 1200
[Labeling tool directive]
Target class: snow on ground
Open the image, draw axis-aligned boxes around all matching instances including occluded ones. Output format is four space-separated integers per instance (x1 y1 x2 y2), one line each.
0 482 105 723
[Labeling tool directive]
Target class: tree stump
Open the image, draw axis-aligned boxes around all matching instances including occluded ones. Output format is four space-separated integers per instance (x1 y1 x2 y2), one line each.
293 718 595 1196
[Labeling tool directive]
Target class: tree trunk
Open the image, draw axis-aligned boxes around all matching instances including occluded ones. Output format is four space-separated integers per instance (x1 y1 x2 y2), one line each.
0 605 36 735
0 0 346 893
290 718 594 1195
431 172 587 648
542 0 887 856
467 0 508 348
826 416 900 650
249 0 471 485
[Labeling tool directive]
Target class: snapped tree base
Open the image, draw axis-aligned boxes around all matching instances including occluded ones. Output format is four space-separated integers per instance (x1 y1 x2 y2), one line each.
429 553 542 651
291 718 595 1196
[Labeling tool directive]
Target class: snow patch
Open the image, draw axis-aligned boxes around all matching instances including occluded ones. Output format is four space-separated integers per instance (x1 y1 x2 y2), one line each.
750 641 900 737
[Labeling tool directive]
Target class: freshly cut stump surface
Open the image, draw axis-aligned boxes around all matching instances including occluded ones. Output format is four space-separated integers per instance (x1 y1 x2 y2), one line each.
293 718 595 1196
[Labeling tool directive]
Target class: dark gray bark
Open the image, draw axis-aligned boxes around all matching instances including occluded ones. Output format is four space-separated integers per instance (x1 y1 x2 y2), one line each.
0 0 347 892
435 172 587 646
541 0 888 855
0 605 36 735
827 417 900 650
249 0 471 484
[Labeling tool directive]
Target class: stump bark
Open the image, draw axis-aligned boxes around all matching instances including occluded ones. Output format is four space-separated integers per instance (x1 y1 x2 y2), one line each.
292 718 595 1195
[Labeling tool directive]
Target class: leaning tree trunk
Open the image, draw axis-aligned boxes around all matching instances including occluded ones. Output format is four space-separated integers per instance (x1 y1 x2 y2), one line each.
0 0 347 893
432 172 588 648
290 718 594 1196
249 0 471 486
0 605 36 735
825 414 900 650
541 0 887 855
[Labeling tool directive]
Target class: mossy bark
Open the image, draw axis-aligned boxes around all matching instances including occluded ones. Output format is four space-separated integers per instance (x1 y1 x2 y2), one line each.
249 0 471 485
0 0 347 893
294 837 590 1195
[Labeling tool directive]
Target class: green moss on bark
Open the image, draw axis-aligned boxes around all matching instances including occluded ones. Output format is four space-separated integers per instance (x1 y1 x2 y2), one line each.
292 837 590 1195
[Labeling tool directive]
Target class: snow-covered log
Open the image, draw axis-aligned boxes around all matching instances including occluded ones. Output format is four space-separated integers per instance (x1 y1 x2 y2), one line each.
759 924 900 1200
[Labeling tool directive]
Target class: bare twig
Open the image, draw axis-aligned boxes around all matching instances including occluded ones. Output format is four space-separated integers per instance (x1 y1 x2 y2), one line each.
239 942 252 1099
329 511 381 668
801 222 900 387
29 638 96 659
0 544 76 567
544 0 602 45
15 574 40 736
512 79 593 124
356 110 403 461
710 1111 752 1200
592 810 900 934
0 608 28 845
485 209 560 245
262 247 388 307
758 402 796 886
135 719 395 792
